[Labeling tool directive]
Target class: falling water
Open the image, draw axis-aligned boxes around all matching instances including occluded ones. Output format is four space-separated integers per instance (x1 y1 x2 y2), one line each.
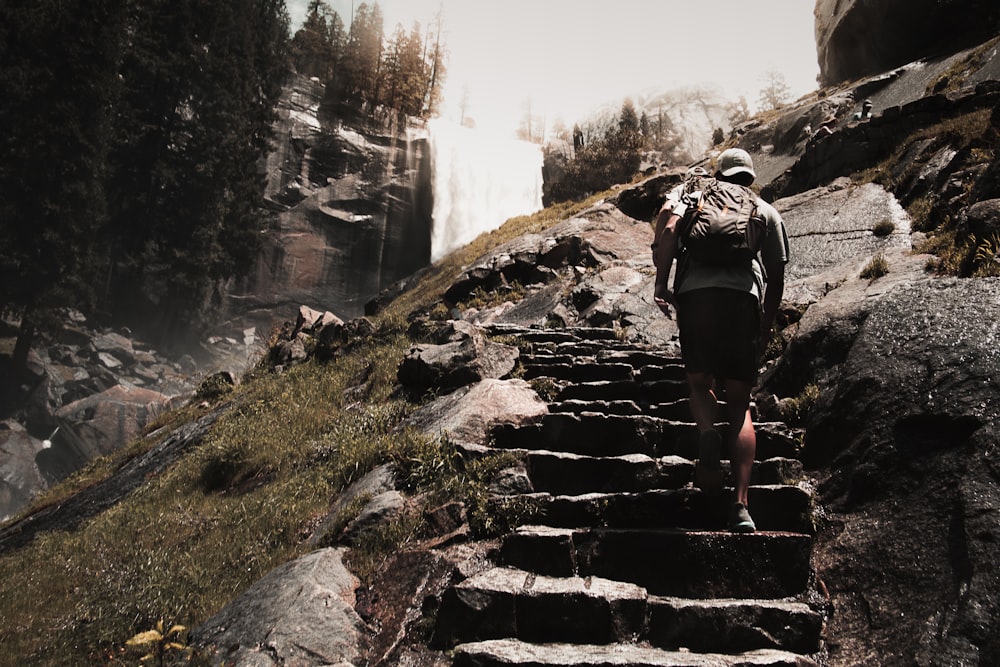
428 119 543 261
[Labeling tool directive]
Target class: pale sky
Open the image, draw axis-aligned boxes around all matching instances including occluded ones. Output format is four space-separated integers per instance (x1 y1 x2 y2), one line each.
287 0 820 135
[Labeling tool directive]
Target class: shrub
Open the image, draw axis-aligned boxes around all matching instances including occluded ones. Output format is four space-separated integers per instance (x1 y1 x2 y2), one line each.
973 233 1000 277
872 219 895 237
860 252 889 280
780 384 821 425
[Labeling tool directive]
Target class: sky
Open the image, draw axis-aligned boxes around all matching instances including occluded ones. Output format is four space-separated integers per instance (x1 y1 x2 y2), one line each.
286 0 820 136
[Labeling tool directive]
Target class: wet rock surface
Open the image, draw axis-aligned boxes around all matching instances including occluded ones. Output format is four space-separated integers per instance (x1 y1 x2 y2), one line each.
776 178 912 283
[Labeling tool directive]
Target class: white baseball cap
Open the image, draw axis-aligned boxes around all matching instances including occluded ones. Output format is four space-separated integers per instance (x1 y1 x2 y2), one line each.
716 148 756 180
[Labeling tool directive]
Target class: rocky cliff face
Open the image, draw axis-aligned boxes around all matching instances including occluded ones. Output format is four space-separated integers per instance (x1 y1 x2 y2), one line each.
224 75 433 332
815 0 1000 85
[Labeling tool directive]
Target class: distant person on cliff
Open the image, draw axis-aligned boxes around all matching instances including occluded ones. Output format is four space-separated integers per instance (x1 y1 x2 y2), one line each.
852 99 874 121
650 148 789 533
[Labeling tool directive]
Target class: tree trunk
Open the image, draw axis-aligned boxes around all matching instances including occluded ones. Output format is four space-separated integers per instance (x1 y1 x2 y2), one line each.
12 316 35 373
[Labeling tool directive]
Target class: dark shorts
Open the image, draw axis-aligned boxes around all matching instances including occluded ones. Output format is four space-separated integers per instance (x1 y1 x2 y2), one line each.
676 288 760 382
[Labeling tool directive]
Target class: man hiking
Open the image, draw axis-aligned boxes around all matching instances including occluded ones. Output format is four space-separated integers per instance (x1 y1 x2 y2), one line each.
650 148 789 532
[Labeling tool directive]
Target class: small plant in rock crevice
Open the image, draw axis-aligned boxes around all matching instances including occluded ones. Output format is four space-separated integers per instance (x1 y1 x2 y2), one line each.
871 218 895 237
780 384 821 426
972 233 1000 277
529 376 561 403
860 253 889 280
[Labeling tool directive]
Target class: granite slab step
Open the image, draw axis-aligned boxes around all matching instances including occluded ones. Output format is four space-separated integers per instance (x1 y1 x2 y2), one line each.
647 596 823 654
549 399 646 416
526 451 661 495
433 570 820 655
452 639 819 666
522 362 635 382
520 353 581 366
491 413 661 457
493 485 813 534
498 527 813 599
431 567 647 648
556 380 643 402
595 350 684 369
524 452 804 495
656 422 802 460
636 364 689 383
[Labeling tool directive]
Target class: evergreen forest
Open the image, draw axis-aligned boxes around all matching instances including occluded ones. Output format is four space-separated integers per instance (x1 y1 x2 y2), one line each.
0 0 446 371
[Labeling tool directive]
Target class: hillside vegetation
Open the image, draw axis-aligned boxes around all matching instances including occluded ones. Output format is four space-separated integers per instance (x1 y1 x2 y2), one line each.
0 193 607 665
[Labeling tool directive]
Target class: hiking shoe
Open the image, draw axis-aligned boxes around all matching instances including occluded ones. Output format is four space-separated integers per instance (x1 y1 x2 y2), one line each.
694 428 723 496
729 502 756 533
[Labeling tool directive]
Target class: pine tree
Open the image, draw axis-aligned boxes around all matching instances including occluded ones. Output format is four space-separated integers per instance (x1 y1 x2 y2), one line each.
291 0 344 80
342 3 384 106
104 0 289 345
0 0 127 369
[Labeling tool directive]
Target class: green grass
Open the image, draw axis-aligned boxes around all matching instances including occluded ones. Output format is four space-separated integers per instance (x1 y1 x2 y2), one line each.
780 384 821 425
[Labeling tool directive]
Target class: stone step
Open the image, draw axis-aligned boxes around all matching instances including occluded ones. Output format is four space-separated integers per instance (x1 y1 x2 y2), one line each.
522 362 635 383
635 364 689 383
491 413 660 457
594 350 683 369
550 399 646 416
491 415 802 461
452 640 819 667
498 528 813 599
647 596 823 654
497 486 814 534
524 451 803 495
521 353 582 366
552 398 744 423
433 568 820 654
657 422 802 461
487 325 624 344
556 380 643 402
431 567 647 648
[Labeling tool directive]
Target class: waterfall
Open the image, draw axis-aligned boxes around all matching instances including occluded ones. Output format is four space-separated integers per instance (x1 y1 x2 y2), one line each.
428 119 543 261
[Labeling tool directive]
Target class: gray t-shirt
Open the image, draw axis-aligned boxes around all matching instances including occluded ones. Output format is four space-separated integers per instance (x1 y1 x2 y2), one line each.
673 197 789 301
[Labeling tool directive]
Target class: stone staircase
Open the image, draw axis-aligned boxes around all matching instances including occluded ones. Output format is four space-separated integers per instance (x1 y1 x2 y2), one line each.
431 325 827 667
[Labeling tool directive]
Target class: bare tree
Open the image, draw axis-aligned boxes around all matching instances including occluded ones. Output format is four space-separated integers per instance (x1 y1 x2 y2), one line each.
758 70 791 112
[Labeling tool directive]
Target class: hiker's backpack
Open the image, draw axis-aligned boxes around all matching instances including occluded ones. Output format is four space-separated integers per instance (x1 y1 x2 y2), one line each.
676 177 768 266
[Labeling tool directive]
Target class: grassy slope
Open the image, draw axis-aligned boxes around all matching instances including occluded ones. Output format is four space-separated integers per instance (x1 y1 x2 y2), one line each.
0 194 607 665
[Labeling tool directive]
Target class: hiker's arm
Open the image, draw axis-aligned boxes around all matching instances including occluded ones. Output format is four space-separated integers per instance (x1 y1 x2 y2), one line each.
652 208 679 314
759 260 785 352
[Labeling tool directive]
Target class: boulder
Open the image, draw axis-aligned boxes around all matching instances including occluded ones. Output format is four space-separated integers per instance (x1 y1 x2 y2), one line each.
397 332 519 394
763 273 1000 665
341 490 406 545
44 385 174 481
0 421 48 522
959 198 1000 242
193 547 365 667
307 465 398 548
404 379 548 449
815 0 1000 86
90 332 137 366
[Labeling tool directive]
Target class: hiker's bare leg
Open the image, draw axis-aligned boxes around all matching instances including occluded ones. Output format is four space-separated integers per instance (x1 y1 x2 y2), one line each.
723 379 755 506
686 371 718 433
